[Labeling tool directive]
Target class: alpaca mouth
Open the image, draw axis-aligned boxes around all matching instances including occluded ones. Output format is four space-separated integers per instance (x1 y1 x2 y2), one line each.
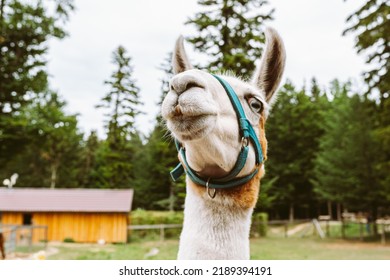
168 114 217 141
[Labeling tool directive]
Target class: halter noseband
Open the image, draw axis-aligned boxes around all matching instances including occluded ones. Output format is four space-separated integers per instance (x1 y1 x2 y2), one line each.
170 74 264 190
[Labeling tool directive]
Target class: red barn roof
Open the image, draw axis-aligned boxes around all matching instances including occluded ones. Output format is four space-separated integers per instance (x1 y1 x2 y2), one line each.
0 188 133 213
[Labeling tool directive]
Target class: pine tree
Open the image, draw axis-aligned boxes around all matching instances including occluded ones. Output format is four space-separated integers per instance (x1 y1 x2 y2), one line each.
95 46 142 189
343 0 389 98
137 53 186 210
314 81 387 232
313 81 355 217
264 81 326 220
4 91 83 188
0 0 74 166
344 0 390 221
79 130 100 187
186 0 274 77
97 46 142 146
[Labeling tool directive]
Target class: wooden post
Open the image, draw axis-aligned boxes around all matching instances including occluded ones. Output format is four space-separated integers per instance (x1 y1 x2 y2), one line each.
326 220 330 237
341 220 345 239
359 222 363 241
160 224 165 242
381 223 386 245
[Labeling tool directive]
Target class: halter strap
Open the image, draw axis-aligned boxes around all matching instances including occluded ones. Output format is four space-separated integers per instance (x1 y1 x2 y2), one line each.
170 74 264 189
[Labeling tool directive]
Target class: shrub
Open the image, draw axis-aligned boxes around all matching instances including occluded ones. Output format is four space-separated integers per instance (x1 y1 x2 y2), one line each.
129 210 184 241
63 237 75 243
130 209 184 225
251 212 268 237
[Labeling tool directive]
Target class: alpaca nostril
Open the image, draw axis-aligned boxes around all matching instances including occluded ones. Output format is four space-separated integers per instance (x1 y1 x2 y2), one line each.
170 77 205 95
184 81 203 92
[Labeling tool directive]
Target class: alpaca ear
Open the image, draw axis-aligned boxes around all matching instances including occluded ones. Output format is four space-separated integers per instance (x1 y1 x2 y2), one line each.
172 36 193 74
252 27 286 104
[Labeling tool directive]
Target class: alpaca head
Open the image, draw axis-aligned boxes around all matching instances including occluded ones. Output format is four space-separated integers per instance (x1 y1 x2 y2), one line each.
161 28 286 199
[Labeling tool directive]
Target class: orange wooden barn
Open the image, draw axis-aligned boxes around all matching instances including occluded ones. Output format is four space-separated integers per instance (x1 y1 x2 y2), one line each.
0 188 133 243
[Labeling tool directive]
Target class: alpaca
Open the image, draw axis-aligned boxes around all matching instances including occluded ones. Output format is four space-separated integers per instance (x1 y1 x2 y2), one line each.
161 27 286 259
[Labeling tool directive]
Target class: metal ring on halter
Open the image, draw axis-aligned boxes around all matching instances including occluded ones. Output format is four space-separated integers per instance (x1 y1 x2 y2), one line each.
206 178 217 199
241 136 249 148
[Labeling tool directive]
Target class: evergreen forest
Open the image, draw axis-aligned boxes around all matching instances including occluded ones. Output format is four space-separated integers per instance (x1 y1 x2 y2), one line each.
1 0 389 223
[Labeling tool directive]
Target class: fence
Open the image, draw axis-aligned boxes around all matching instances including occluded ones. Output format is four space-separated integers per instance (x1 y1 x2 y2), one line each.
263 219 389 243
338 219 389 244
127 220 308 241
128 224 182 242
0 224 48 258
127 219 390 244
0 224 17 257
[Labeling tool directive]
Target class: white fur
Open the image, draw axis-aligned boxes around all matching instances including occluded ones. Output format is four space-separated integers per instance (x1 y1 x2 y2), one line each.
177 178 253 260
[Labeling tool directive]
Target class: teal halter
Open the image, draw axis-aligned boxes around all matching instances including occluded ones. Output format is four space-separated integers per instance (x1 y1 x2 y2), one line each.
170 74 264 191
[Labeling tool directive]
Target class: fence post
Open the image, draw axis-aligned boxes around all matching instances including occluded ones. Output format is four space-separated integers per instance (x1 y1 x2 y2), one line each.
160 225 165 242
359 222 363 241
341 220 345 239
381 223 386 245
326 220 330 237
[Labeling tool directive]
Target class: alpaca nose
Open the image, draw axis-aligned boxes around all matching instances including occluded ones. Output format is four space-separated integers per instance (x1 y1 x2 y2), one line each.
170 74 205 95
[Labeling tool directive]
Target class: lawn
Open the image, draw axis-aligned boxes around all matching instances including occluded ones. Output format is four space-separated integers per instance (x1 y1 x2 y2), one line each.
44 237 390 260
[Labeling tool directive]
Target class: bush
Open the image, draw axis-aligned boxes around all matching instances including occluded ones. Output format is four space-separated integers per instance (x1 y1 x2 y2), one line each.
129 210 184 241
251 212 268 237
130 209 184 225
63 237 75 243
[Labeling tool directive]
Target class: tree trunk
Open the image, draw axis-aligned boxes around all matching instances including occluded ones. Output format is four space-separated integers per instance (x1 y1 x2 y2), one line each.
50 163 58 189
0 0 5 23
372 205 378 236
327 201 332 219
337 203 342 221
289 203 294 222
0 0 5 39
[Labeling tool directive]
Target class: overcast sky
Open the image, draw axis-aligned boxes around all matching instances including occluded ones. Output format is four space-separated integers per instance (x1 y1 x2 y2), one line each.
47 0 367 138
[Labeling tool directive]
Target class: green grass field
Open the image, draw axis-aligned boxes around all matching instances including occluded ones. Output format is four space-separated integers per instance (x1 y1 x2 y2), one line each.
45 237 390 260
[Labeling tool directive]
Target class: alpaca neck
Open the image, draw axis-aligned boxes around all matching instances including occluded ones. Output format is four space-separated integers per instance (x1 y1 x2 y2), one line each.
177 180 255 260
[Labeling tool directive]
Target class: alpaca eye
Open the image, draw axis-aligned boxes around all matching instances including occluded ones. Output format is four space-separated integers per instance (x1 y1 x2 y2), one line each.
248 97 263 113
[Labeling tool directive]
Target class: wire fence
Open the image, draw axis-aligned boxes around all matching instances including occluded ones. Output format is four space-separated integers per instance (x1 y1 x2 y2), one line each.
257 219 390 243
0 224 48 259
127 218 390 244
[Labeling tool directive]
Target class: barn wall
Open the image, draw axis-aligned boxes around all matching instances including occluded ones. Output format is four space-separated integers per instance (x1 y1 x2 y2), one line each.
32 212 127 243
1 212 23 225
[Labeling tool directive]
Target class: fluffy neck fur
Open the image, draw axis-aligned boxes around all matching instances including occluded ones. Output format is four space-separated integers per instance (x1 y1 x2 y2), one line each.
177 170 262 260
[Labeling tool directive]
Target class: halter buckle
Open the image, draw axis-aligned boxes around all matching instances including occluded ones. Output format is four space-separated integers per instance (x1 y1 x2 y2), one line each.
241 137 249 148
206 178 217 199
